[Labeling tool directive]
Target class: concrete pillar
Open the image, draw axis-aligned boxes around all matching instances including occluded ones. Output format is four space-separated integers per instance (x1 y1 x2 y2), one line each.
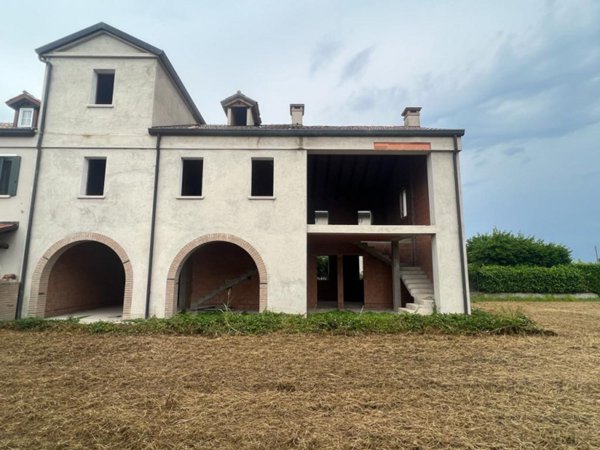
336 255 344 309
391 240 401 311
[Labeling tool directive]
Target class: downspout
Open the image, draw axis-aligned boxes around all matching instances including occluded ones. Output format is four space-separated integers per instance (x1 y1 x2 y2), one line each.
15 57 52 319
144 134 161 318
452 135 470 314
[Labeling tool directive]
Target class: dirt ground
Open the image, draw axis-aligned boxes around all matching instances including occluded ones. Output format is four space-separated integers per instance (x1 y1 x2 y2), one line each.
1 302 599 449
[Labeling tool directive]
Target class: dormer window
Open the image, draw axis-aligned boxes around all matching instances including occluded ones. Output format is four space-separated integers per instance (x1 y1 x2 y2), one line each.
17 108 34 127
231 107 248 126
5 91 41 128
221 91 261 127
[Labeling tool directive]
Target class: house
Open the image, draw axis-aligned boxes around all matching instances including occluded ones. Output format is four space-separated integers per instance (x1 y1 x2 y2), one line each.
0 23 470 321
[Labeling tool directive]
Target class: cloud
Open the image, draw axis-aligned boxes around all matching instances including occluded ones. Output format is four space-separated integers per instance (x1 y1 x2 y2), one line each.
503 146 525 156
309 40 343 75
339 46 374 84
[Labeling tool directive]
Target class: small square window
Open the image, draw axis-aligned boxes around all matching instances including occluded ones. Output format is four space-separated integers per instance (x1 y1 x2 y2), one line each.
181 159 203 196
94 70 115 105
83 158 107 196
400 189 408 218
17 108 34 128
0 156 21 196
251 159 274 197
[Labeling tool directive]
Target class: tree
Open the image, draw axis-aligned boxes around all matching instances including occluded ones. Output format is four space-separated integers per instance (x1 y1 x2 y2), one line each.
467 229 571 267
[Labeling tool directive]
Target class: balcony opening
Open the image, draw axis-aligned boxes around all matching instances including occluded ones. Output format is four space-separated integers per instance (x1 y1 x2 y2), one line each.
307 154 430 225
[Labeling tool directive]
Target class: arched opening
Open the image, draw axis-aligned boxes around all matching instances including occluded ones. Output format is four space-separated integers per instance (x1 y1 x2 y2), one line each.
43 241 125 318
177 241 260 312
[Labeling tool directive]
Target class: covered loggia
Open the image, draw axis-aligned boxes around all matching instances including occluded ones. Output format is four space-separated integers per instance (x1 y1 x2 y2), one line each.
176 241 260 312
43 241 126 318
307 154 430 226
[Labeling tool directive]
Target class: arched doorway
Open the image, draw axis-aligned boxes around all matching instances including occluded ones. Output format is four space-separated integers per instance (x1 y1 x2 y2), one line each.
166 234 267 317
29 233 133 319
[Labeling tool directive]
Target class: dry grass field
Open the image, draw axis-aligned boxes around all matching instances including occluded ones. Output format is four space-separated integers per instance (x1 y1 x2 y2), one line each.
1 302 599 449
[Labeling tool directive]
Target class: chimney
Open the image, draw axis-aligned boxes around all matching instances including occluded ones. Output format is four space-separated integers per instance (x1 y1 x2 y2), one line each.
290 104 305 126
402 106 421 127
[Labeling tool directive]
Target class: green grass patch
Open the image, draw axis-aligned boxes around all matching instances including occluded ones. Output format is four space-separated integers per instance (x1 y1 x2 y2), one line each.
0 309 549 336
471 293 600 303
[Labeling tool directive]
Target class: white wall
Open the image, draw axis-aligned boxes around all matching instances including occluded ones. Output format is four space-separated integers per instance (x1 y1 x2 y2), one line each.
150 136 308 316
0 138 37 277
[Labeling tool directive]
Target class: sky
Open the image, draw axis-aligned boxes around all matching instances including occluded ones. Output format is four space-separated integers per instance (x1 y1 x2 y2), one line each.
1 0 598 261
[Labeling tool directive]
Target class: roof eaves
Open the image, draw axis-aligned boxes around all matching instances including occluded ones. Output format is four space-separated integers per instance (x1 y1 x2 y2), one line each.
0 128 36 137
149 126 465 138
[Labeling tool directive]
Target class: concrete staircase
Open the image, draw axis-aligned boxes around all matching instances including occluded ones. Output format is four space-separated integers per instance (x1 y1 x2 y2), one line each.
190 269 257 310
398 267 435 315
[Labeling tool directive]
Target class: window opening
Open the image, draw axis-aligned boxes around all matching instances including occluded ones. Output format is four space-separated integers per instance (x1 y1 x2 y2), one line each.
0 156 21 196
232 107 247 126
400 189 408 218
317 256 330 281
95 71 115 104
17 108 34 127
251 159 274 196
85 158 106 196
181 159 203 196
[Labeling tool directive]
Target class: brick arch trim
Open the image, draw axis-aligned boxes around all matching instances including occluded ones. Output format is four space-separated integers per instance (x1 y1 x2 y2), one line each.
165 233 268 317
28 232 133 319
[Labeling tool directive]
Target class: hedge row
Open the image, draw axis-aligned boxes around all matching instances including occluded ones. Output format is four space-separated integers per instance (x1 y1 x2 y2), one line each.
469 263 600 294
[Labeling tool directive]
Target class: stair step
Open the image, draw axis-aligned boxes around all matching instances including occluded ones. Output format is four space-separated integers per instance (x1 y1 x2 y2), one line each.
404 303 434 315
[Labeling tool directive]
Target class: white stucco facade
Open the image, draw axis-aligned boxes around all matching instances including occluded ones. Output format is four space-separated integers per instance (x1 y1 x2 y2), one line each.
0 23 470 320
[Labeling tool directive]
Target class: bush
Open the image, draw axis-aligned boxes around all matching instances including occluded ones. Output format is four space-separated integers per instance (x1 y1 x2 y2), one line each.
470 264 600 294
574 263 600 294
467 229 571 267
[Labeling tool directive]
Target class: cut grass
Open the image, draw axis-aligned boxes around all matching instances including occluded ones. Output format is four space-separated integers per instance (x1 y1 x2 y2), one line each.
472 292 600 302
0 308 547 336
0 301 598 450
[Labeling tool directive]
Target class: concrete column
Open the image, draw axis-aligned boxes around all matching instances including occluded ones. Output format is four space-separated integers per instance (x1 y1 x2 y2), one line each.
391 240 401 311
336 255 344 310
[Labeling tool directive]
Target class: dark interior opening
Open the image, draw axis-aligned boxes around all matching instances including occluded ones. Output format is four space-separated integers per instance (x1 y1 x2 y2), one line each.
232 107 248 126
343 255 364 305
86 159 106 196
251 159 274 196
317 255 337 304
95 72 115 104
177 242 259 311
307 154 430 225
181 159 203 196
45 241 125 317
0 159 13 195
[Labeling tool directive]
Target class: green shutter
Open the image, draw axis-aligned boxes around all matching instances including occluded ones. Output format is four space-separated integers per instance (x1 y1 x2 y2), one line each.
8 156 20 196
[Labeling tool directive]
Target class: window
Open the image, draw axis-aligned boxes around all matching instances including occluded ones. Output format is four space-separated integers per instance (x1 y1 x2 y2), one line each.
181 159 203 196
316 256 330 281
83 158 107 196
251 158 274 197
231 107 248 126
17 108 34 127
94 70 115 105
0 156 21 196
400 189 408 218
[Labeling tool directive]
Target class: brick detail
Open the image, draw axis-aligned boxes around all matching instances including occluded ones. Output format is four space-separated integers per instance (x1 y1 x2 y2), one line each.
165 234 268 318
307 256 317 309
0 280 19 320
363 255 393 310
415 235 433 281
374 142 431 151
184 242 259 310
28 233 133 319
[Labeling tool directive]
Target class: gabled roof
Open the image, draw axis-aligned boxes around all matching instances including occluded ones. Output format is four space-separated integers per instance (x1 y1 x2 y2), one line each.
6 91 41 110
36 22 205 124
221 91 261 126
